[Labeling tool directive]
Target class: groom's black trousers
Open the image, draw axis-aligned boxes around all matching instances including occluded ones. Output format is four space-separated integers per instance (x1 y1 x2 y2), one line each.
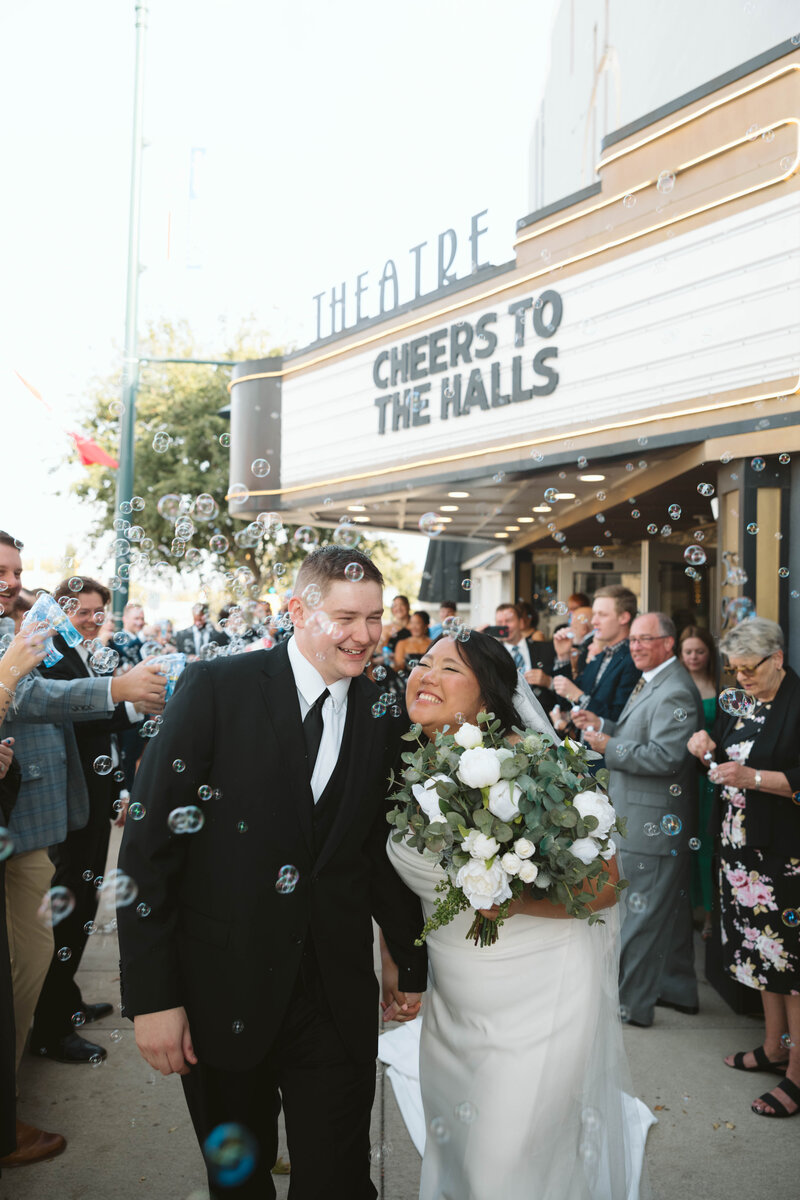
181 944 378 1200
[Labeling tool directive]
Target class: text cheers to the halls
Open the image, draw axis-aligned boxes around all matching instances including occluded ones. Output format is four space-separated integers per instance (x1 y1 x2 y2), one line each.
372 290 562 436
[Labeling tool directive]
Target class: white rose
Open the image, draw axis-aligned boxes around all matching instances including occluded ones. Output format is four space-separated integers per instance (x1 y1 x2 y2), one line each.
573 789 616 838
453 722 483 749
569 837 602 866
600 837 617 862
514 838 535 859
455 859 513 910
411 774 450 823
487 778 523 822
462 829 500 860
518 860 539 884
500 852 522 875
457 747 502 789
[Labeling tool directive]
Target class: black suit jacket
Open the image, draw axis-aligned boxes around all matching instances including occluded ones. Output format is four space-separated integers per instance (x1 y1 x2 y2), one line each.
40 636 134 819
174 625 228 656
712 665 800 849
576 641 641 721
117 640 427 1069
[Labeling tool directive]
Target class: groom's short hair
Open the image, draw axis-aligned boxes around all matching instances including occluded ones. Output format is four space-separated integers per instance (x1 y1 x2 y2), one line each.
294 545 383 598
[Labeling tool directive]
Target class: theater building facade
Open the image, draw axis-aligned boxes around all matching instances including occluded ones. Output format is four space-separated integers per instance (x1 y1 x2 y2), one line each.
227 37 800 665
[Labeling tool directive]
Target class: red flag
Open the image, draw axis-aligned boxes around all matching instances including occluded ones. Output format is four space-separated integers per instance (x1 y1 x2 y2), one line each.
68 431 119 469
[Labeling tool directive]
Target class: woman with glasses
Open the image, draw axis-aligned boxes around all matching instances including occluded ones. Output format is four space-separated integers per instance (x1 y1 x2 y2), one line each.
679 626 719 941
687 617 800 1118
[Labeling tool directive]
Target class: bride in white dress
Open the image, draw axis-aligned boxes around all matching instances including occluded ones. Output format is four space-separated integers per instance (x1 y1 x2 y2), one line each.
381 631 650 1200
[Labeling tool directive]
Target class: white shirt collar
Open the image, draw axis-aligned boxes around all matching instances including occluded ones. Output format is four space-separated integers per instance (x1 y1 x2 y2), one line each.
287 635 350 711
642 655 676 683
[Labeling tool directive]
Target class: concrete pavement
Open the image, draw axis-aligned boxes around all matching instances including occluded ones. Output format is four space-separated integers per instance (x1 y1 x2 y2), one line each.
4 830 799 1200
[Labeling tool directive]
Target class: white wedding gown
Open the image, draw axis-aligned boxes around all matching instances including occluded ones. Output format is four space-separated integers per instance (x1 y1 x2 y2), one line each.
386 834 652 1200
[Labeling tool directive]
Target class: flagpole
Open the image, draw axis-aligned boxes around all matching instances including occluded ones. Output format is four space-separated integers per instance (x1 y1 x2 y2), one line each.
113 1 149 622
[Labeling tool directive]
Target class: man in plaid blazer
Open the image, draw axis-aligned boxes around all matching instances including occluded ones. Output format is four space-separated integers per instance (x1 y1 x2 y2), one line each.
0 531 165 1167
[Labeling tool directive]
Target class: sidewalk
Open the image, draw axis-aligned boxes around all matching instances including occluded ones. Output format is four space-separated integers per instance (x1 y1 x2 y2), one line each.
5 830 798 1200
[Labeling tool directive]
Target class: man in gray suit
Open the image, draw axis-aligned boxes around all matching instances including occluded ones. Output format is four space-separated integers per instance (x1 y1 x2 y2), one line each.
581 612 704 1028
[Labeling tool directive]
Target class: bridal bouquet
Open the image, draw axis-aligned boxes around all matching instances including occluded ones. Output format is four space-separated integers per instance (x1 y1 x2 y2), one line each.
387 713 626 947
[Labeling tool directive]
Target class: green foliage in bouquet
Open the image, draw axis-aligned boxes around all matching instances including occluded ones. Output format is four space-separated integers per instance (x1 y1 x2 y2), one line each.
387 713 627 947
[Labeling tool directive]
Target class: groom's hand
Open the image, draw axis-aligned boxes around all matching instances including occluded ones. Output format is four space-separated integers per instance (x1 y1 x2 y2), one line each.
134 1006 198 1076
381 990 422 1024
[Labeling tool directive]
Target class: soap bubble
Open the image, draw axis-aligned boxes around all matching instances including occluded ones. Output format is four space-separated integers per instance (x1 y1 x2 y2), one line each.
91 755 112 776
419 512 445 537
631 509 640 519
172 759 186 773
369 1141 393 1165
454 1101 478 1124
750 457 765 472
779 567 789 579
656 170 675 193
275 865 300 894
746 522 759 536
110 1030 123 1044
167 806 205 835
38 886 76 928
781 908 799 928
660 814 682 836
237 821 248 834
462 579 471 591
128 802 146 821
57 946 72 962
219 432 231 447
673 707 688 722
544 488 559 503
779 453 791 465
669 784 682 797
668 504 681 520
696 482 715 497
429 1117 450 1144
136 902 151 918
232 1020 245 1034
646 524 658 535
301 583 322 608
627 893 647 914
101 869 138 907
228 483 249 505
643 822 660 838
203 1123 259 1189
622 193 636 209
152 432 171 453
344 562 364 583
198 785 213 801
719 688 756 718
372 702 386 718
689 837 701 850
209 534 229 553
72 1011 86 1027
684 545 707 567
294 526 319 552
250 458 270 477
333 523 361 549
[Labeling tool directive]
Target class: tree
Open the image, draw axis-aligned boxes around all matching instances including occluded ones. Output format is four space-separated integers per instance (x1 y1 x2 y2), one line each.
66 318 408 605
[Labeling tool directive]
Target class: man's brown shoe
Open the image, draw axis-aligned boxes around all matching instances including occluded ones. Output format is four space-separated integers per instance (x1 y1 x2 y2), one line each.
0 1120 67 1167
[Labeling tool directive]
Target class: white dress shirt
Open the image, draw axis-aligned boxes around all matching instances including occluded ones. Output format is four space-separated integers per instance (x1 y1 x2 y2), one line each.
287 636 350 803
641 655 676 683
504 638 532 670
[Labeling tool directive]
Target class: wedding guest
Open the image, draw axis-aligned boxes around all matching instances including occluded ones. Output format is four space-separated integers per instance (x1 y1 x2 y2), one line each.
116 602 146 667
584 612 703 1028
378 595 412 662
0 628 66 1170
174 603 228 658
687 617 800 1118
493 604 557 713
562 586 641 739
679 625 718 940
429 601 457 639
394 611 432 675
518 602 545 643
567 591 591 613
552 605 595 680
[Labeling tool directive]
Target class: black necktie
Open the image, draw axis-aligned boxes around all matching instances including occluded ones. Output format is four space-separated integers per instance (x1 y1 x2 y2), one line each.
303 689 329 775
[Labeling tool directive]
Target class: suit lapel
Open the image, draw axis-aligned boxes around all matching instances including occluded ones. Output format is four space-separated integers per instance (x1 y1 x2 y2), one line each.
314 674 380 875
257 642 315 857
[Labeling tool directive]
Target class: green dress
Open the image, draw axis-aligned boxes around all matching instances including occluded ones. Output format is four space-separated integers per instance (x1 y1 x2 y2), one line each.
690 694 716 911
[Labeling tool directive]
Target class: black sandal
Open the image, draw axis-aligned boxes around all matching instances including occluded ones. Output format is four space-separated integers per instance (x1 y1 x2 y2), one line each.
727 1045 788 1075
752 1077 800 1118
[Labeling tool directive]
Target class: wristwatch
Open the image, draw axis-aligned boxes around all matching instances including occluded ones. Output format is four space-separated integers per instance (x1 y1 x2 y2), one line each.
753 771 762 791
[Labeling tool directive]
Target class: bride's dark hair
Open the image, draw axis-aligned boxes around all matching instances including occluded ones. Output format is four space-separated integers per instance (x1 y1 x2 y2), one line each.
428 629 519 731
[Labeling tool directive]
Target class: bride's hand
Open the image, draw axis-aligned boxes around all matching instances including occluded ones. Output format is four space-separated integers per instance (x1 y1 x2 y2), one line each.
379 930 422 1023
478 898 525 921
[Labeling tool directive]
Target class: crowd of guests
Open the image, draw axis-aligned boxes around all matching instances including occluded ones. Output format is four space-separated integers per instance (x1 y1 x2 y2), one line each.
1 521 799 1179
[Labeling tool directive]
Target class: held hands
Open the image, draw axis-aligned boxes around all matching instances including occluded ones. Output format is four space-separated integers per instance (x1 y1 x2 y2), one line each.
111 658 167 713
134 1006 197 1076
379 940 422 1024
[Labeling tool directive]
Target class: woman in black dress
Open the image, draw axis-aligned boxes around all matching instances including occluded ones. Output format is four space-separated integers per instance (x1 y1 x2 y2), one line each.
688 617 800 1118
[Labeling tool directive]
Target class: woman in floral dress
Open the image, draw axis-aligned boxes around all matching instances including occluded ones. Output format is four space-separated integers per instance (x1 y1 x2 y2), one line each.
688 618 800 1118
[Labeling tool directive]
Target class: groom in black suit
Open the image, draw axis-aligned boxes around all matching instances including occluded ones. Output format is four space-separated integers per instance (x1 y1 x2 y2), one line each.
117 546 426 1199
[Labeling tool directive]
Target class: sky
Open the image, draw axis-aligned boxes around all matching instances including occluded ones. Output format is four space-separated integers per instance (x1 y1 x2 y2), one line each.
0 0 560 590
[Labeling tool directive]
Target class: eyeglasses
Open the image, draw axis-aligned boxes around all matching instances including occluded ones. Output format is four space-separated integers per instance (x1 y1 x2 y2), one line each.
629 635 670 645
729 653 772 677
